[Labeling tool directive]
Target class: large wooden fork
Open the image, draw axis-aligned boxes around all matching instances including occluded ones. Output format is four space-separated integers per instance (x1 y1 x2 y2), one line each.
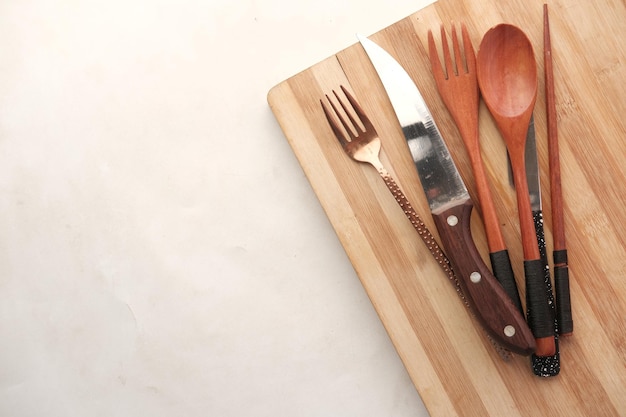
428 24 523 314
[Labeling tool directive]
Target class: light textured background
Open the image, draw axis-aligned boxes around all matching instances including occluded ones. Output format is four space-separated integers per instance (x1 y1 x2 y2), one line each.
0 0 434 415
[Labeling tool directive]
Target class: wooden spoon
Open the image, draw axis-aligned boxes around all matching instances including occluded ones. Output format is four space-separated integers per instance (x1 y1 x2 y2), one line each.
477 24 555 357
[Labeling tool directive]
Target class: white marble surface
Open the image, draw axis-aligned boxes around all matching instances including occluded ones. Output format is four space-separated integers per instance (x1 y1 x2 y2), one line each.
0 0 434 415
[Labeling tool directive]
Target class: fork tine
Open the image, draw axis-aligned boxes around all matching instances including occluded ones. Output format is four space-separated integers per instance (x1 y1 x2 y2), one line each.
427 28 445 78
441 25 454 78
451 24 465 74
340 85 374 133
332 88 363 140
320 97 349 147
329 91 358 141
461 23 476 73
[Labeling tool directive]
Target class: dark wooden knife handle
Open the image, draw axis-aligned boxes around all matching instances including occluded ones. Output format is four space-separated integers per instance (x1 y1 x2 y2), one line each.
431 198 536 356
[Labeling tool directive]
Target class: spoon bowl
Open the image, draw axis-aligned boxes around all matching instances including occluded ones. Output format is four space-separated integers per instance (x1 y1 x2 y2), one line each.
477 25 537 120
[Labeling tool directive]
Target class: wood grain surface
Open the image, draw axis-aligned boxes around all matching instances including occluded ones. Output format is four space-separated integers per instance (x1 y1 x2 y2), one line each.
267 0 626 415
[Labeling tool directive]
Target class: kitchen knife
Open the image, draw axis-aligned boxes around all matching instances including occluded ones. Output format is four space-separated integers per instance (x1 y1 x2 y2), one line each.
357 34 535 356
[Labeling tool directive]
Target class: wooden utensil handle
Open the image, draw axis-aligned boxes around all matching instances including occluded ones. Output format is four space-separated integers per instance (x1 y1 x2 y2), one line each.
431 198 536 356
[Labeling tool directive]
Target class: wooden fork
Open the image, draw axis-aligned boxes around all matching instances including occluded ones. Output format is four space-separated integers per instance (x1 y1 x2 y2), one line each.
428 23 523 314
320 86 514 360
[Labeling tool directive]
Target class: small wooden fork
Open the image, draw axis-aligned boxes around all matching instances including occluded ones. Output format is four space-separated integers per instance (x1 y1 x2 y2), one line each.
320 86 512 360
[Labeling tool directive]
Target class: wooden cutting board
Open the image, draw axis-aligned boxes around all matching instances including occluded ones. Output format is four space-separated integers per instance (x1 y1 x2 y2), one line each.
267 0 626 415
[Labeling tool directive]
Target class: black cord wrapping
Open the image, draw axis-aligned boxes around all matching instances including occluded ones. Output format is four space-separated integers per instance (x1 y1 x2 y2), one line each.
525 258 555 338
554 249 573 334
530 210 560 377
490 249 523 314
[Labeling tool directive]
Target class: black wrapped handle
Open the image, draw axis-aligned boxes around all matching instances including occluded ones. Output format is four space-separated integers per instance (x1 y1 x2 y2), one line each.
530 210 560 377
525 258 554 338
490 250 523 314
554 249 573 335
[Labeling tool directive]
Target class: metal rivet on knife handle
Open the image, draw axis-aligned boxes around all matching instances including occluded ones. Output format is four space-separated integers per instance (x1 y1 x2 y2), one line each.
470 272 481 283
504 325 516 337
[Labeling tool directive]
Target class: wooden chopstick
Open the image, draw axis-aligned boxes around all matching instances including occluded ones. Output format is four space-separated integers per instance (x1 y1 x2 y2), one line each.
544 3 573 335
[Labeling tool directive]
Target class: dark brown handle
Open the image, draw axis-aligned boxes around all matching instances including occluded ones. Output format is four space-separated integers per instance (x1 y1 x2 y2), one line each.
431 198 536 356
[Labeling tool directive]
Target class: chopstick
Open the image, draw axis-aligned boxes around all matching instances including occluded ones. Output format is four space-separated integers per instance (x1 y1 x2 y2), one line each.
544 4 573 335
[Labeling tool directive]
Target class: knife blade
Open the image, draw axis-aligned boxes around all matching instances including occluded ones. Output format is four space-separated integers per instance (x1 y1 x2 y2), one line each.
357 34 535 356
